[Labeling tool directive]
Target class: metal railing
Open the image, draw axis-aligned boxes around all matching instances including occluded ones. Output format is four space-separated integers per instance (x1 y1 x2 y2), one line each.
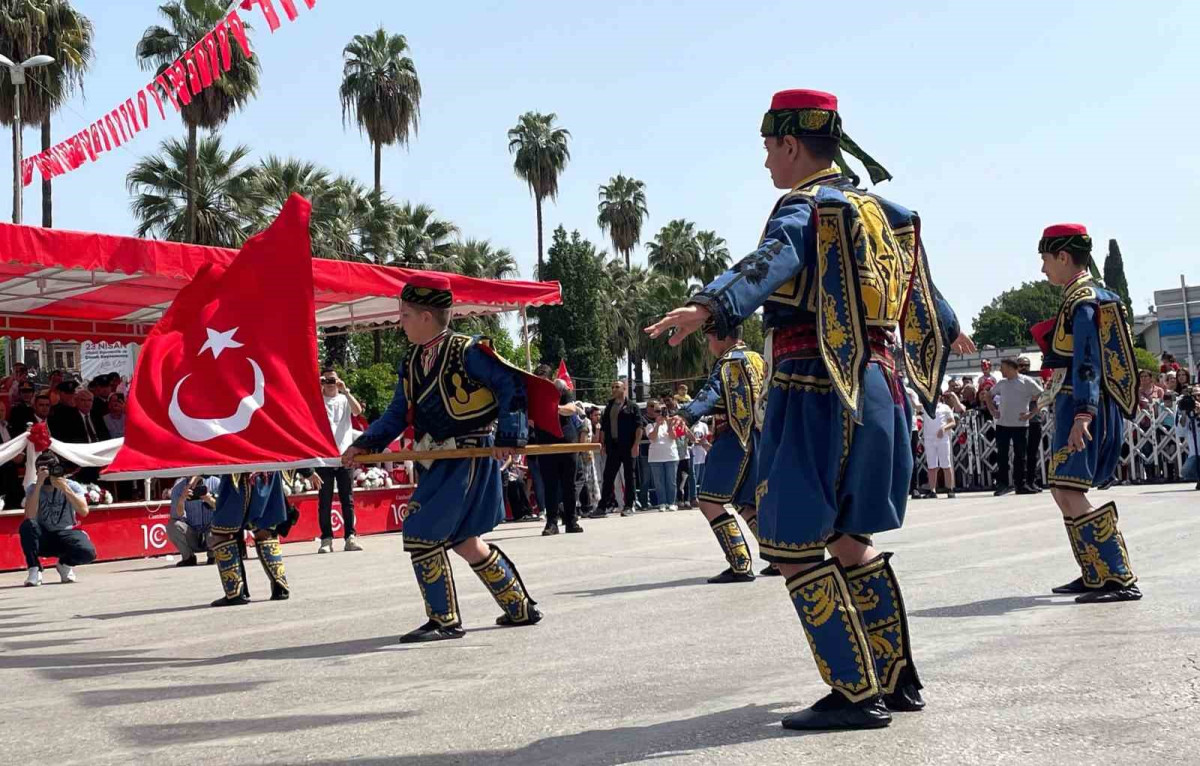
914 406 1194 490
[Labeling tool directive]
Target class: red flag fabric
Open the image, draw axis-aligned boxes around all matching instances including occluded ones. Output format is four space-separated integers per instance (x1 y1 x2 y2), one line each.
105 195 338 479
475 346 563 438
556 359 574 391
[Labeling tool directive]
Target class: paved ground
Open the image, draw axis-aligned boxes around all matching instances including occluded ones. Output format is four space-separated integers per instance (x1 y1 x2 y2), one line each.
2 485 1198 765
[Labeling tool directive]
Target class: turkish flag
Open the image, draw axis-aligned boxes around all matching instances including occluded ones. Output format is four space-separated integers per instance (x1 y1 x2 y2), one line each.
105 195 338 479
556 359 574 391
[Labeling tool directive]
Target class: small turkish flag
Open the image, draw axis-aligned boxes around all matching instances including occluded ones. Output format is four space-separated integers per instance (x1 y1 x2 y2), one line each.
105 195 339 479
556 359 574 391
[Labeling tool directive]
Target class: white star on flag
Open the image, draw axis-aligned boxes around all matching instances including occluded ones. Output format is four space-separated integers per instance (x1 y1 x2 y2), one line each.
199 327 244 359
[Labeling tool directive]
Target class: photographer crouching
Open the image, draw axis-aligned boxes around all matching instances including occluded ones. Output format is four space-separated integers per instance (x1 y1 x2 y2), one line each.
167 475 222 566
19 454 95 587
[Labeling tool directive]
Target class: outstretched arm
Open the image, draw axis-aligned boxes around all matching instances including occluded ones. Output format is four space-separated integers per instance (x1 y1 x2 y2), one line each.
646 199 813 345
679 365 724 426
351 366 408 453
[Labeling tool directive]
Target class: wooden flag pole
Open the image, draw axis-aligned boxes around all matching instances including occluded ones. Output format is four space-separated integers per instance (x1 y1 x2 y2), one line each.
354 442 599 464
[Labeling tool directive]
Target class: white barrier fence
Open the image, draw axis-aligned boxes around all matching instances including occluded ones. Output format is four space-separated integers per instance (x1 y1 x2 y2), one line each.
915 407 1196 490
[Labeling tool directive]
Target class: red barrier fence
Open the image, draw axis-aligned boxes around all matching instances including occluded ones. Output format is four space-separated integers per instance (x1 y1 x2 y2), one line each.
0 485 413 572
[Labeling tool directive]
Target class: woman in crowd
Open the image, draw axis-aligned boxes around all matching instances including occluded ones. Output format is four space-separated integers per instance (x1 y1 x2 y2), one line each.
1172 368 1192 396
1138 369 1165 407
644 399 680 511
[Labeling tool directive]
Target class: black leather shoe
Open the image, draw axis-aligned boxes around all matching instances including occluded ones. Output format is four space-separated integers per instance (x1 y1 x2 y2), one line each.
270 583 290 601
210 594 250 607
782 692 892 731
541 524 559 536
1075 583 1142 603
993 485 1013 496
759 564 782 577
176 556 198 567
1023 484 1043 493
399 620 466 643
565 523 584 533
1016 486 1037 495
496 604 544 627
883 683 925 712
1051 577 1089 594
707 567 755 584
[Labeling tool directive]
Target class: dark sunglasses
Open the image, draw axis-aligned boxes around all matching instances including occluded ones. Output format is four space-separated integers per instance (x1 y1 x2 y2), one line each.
321 378 337 385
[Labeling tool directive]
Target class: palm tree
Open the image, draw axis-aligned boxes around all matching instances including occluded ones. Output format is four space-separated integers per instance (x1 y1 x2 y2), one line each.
643 276 705 383
339 27 421 197
126 133 255 247
646 219 699 280
507 111 570 275
436 238 518 280
694 230 730 286
136 0 260 243
607 260 657 400
597 174 648 268
392 201 457 267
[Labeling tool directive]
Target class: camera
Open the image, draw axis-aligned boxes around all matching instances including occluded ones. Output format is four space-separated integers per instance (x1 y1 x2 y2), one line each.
1180 394 1196 416
36 453 65 482
189 483 209 501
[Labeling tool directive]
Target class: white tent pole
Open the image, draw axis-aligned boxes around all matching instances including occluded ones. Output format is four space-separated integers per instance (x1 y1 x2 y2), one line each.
521 306 531 371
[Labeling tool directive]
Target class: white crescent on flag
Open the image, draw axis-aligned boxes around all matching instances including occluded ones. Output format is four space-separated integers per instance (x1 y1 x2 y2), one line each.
168 357 266 443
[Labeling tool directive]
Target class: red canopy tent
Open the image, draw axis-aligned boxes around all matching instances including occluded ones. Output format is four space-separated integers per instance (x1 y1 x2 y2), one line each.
0 222 560 345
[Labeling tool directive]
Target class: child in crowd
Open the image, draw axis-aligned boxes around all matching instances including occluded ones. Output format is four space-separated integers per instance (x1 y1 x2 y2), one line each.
920 392 958 499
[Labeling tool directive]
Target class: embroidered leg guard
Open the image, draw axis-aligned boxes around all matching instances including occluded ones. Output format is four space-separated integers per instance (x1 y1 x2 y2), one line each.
411 546 461 628
1051 521 1091 594
1069 503 1139 602
211 539 248 606
709 512 753 576
739 507 781 576
472 544 542 627
786 559 881 704
255 536 289 601
845 553 924 711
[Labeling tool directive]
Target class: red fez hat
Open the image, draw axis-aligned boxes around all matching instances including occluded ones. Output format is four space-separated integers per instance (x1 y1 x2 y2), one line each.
1041 223 1088 238
405 273 452 292
769 89 839 112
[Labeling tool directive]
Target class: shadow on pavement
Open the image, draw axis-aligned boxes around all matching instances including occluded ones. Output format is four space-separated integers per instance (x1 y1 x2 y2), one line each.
5 635 95 650
0 647 168 671
120 711 414 746
0 626 86 639
560 577 711 598
264 703 805 765
76 603 218 620
76 680 272 707
910 594 1068 619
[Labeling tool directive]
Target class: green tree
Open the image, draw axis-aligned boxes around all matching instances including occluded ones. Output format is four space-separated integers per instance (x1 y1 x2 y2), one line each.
392 201 458 267
1133 347 1159 373
0 1 94 227
972 280 1063 348
1103 238 1133 316
642 275 706 383
507 111 570 275
534 227 617 393
596 174 648 268
338 362 400 420
606 260 655 399
742 313 764 352
339 26 421 197
694 230 730 286
972 306 1028 348
646 218 699 279
435 239 518 337
137 0 260 243
126 133 255 247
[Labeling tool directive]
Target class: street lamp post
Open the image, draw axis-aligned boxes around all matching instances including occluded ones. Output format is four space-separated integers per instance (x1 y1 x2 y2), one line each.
0 54 55 225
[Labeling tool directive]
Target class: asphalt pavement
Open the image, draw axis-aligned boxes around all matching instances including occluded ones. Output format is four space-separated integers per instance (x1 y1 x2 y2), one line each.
2 484 1198 765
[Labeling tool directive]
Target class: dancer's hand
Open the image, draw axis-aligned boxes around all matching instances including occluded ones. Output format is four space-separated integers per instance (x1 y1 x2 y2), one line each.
951 332 977 354
645 305 710 347
493 447 515 461
1068 417 1092 452
341 446 366 468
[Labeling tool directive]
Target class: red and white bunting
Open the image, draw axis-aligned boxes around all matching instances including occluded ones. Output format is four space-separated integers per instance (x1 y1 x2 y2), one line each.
20 0 318 187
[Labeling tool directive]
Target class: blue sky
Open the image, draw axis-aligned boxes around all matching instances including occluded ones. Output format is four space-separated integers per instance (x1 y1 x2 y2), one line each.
4 0 1198 332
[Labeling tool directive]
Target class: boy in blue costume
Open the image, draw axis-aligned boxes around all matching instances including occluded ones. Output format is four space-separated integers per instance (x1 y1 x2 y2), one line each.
208 472 292 607
1033 224 1141 603
342 274 549 643
647 89 972 730
675 322 767 583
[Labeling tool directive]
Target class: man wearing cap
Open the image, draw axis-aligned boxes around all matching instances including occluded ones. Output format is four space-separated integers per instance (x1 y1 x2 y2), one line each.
342 274 546 643
1032 224 1141 603
647 89 971 730
673 322 770 582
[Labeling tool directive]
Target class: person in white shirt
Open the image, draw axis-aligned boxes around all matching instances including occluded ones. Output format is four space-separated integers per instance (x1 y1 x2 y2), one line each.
644 399 680 510
920 394 958 499
315 369 364 553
